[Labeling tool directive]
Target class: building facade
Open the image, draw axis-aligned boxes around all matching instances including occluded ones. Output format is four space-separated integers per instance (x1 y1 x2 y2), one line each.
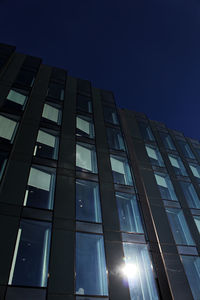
0 43 200 300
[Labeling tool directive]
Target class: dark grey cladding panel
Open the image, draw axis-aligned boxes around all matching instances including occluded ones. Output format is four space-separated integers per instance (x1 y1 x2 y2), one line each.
119 108 142 140
48 295 74 300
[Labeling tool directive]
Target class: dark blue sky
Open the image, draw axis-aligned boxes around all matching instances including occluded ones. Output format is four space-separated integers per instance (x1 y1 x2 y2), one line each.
1 0 200 139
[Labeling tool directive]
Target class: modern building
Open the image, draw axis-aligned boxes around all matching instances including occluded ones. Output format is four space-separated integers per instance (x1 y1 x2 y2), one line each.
0 43 200 300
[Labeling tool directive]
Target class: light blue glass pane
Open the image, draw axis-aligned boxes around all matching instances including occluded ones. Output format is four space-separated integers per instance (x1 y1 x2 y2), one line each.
107 127 125 151
145 145 164 167
155 172 177 201
110 155 133 186
116 192 144 233
138 122 155 141
166 208 195 245
76 233 108 296
123 243 159 300
180 182 200 209
193 216 200 234
168 154 187 176
160 132 176 150
76 143 98 174
10 220 51 287
181 255 200 300
76 179 102 223
76 115 94 139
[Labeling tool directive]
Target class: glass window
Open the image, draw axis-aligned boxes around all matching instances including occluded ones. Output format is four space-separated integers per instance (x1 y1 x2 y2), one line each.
145 144 164 167
77 95 92 113
76 233 108 296
8 219 51 287
6 88 28 110
47 82 64 100
24 166 55 210
180 181 200 209
159 132 176 150
189 163 200 179
15 69 35 87
76 179 102 223
177 140 195 159
123 243 159 300
76 142 98 173
103 106 119 125
166 208 195 245
34 129 59 160
138 121 155 141
154 172 177 201
106 127 125 151
76 115 94 139
168 154 188 176
110 155 133 186
193 216 200 234
116 192 144 233
0 115 17 142
0 151 7 181
181 255 200 300
42 104 61 124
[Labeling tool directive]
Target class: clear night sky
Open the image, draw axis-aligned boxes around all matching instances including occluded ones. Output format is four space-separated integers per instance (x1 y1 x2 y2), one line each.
1 0 200 139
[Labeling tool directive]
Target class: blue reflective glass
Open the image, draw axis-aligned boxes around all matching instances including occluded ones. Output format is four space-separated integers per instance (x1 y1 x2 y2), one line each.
116 192 144 233
123 243 159 300
159 132 176 150
181 255 200 300
76 233 108 296
166 208 195 245
138 122 155 141
106 127 125 151
177 140 195 159
145 144 164 167
76 179 102 223
9 219 51 287
76 142 98 173
154 172 177 201
110 155 133 186
168 154 187 176
180 181 200 209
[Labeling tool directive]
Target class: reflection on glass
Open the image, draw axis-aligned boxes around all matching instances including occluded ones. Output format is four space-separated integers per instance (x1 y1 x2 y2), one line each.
189 163 200 179
181 255 200 300
34 129 59 160
24 166 55 210
8 219 51 287
76 142 98 173
180 181 200 209
145 145 164 167
110 155 133 186
166 208 195 245
0 115 17 142
107 127 125 151
76 179 102 223
123 243 159 300
6 88 27 110
42 104 61 124
116 192 143 233
159 132 176 150
154 172 177 201
193 216 200 234
76 115 94 139
76 233 108 296
168 154 187 176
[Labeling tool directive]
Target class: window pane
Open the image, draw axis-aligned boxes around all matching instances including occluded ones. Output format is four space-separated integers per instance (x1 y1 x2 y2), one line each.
77 95 92 113
0 115 17 141
177 140 195 159
34 129 58 160
76 179 102 223
42 104 61 124
145 145 164 167
193 216 200 234
123 243 159 300
160 132 176 150
9 219 51 287
15 69 35 87
154 172 177 201
110 155 133 186
180 181 200 208
6 88 27 110
76 116 94 139
181 255 200 300
103 106 119 125
189 163 200 179
76 233 108 296
47 82 64 100
168 154 188 176
116 192 144 233
138 122 155 141
0 152 7 180
107 127 125 151
76 143 97 173
166 208 195 245
24 166 55 209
